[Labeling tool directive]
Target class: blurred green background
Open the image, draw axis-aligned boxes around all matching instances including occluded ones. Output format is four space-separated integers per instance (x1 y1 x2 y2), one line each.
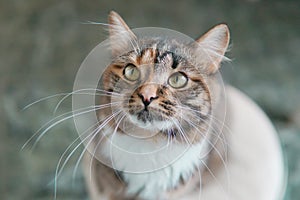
1 0 299 199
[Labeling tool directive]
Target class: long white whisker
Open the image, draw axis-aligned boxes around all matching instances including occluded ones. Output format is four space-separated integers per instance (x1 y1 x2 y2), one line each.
83 21 141 54
172 118 191 146
54 110 122 199
184 114 225 156
196 164 202 200
73 110 123 180
22 88 123 111
108 113 127 182
200 160 229 200
81 21 112 26
58 110 121 178
178 115 230 192
25 103 121 150
53 91 123 115
22 107 93 150
177 105 232 138
182 117 229 175
176 105 230 155
53 121 100 199
22 93 69 111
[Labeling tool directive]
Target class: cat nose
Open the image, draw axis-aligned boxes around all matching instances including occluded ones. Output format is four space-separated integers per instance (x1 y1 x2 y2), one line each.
138 85 158 107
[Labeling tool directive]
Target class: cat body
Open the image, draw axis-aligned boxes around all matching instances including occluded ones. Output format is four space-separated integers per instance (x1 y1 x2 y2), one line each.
83 11 230 200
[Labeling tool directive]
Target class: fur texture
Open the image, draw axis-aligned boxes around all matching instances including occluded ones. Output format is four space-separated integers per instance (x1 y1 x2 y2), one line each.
83 11 230 200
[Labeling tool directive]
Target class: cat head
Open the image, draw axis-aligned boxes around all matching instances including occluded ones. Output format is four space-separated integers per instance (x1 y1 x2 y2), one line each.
99 11 230 144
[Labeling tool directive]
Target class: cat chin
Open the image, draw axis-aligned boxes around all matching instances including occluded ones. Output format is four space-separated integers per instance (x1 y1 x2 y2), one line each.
128 115 173 131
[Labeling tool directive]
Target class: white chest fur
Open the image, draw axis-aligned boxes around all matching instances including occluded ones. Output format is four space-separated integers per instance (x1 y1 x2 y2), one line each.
101 131 208 200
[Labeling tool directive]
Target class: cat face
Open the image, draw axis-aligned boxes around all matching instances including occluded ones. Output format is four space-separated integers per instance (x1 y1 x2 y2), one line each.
99 11 229 144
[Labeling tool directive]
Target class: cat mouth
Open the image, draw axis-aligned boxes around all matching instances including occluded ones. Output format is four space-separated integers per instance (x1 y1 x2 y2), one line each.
136 109 153 123
127 108 174 131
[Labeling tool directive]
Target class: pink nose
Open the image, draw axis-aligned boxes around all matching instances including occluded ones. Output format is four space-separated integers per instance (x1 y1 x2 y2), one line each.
138 85 158 106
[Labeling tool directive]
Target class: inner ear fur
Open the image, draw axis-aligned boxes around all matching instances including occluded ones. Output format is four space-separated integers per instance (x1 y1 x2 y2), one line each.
108 11 137 57
195 24 230 74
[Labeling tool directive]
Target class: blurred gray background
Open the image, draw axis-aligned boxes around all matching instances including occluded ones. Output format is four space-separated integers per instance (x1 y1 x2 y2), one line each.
1 0 299 199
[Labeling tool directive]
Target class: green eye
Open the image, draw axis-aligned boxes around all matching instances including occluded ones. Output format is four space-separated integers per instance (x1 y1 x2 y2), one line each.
168 72 188 88
123 64 140 81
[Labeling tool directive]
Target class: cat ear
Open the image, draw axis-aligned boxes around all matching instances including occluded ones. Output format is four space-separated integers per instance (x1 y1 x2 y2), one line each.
195 24 230 74
108 11 137 57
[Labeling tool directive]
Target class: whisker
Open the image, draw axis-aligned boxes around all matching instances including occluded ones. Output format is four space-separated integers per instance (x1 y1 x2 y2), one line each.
22 93 70 111
53 91 123 115
57 110 122 179
22 87 123 111
53 121 101 199
200 160 229 200
171 118 192 146
84 20 141 54
104 113 126 183
166 129 171 149
195 164 202 200
54 110 122 199
178 116 230 192
22 102 122 150
73 110 123 181
177 105 232 137
81 21 112 26
177 103 231 198
176 105 231 155
182 117 229 175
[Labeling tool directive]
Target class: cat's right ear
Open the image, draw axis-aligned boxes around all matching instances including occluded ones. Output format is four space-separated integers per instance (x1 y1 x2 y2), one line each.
194 24 230 74
108 11 137 57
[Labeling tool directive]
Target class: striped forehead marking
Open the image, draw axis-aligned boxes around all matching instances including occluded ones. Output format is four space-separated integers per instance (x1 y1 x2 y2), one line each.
138 47 182 70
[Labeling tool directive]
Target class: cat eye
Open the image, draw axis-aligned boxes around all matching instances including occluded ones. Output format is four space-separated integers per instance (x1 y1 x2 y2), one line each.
168 72 188 88
123 64 140 81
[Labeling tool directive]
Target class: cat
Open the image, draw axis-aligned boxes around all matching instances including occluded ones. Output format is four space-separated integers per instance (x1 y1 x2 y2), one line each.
81 11 230 200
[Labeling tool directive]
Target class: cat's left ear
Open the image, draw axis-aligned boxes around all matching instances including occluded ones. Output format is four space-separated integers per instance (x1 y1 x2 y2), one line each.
108 11 137 57
195 24 230 74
